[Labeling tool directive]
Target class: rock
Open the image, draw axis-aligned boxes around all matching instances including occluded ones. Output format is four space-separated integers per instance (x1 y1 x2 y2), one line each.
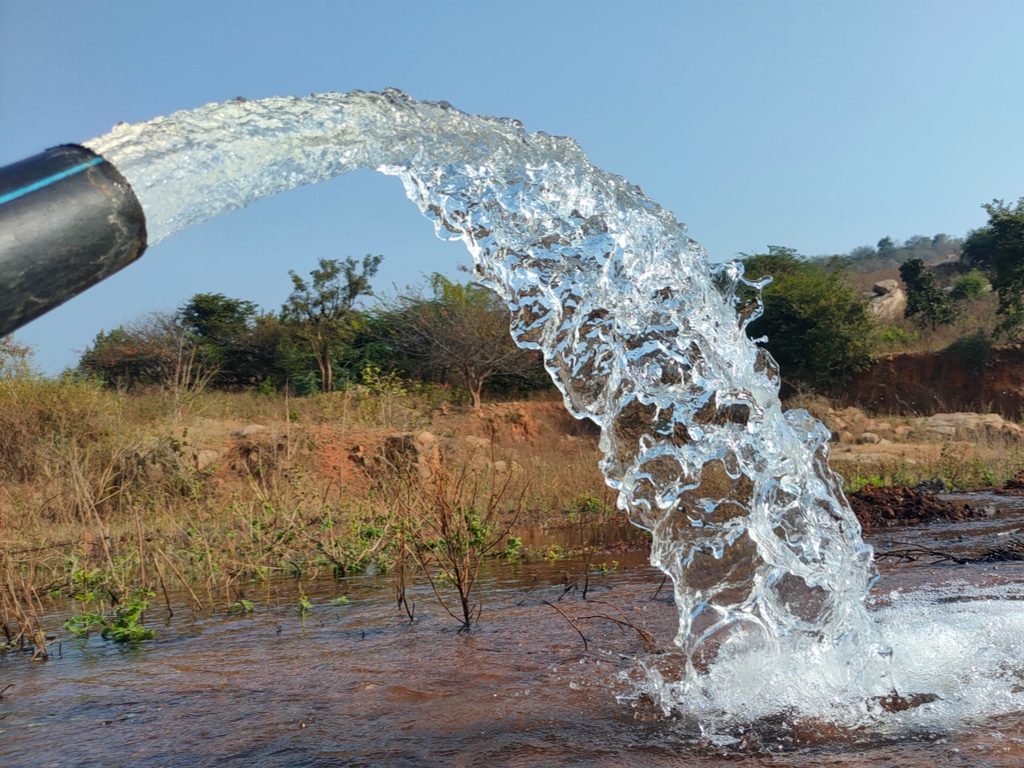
194 449 222 471
872 279 900 296
858 432 881 444
920 412 1024 440
914 478 946 494
998 469 1024 496
839 407 869 428
348 444 367 466
866 280 907 323
463 435 491 451
379 432 439 478
232 424 268 438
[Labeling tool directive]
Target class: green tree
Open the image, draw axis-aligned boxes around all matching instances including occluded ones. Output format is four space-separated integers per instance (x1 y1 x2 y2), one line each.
962 198 1024 339
179 293 259 389
742 247 876 392
899 258 961 330
180 293 257 349
950 270 989 302
877 236 896 256
282 255 383 392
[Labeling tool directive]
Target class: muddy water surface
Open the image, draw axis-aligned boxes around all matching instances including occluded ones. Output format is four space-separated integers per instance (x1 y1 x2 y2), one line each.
4 506 1024 767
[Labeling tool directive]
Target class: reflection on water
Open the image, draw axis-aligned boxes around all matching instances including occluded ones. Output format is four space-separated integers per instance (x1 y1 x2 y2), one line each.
3 508 1024 766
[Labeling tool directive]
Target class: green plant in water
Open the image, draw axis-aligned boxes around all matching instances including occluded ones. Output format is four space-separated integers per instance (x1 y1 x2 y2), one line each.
64 589 156 643
502 536 523 561
571 491 611 518
228 599 255 614
297 593 313 619
69 568 109 603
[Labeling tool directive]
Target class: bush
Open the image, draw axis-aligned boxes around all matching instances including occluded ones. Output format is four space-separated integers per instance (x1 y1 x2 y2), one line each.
945 330 992 379
742 248 877 392
950 271 989 302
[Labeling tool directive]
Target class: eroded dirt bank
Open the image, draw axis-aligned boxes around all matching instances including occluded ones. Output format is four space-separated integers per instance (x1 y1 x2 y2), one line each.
845 344 1024 418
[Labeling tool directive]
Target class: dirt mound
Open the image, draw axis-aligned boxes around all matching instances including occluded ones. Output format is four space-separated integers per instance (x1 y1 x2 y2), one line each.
848 484 983 529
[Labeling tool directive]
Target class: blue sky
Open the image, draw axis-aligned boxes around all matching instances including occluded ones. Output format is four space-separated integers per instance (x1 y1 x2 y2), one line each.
2 0 1024 373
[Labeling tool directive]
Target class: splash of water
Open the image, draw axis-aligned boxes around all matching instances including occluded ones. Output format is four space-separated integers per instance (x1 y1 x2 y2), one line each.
86 89 894 722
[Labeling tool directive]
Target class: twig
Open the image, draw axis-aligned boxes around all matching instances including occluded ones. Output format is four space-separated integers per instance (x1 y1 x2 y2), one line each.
542 599 589 650
152 548 204 611
653 574 668 599
148 542 174 618
583 598 654 645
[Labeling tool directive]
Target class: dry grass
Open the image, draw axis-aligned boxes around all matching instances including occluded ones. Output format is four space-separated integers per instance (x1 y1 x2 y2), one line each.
0 377 617 654
5 371 1022 655
831 430 1024 493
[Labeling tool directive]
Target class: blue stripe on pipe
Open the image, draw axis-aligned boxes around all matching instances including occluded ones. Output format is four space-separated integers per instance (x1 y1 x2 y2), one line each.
0 156 104 206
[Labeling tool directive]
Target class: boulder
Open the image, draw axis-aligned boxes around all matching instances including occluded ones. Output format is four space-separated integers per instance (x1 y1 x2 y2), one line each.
866 280 907 323
194 449 222 471
379 432 439 478
919 412 1024 440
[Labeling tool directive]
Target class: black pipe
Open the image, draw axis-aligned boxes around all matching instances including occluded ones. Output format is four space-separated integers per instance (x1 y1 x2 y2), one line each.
0 145 147 336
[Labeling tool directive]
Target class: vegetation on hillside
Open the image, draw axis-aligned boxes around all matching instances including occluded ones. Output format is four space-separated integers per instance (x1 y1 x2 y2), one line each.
962 198 1024 340
64 191 1024 403
738 209 1024 393
853 234 963 270
79 257 549 407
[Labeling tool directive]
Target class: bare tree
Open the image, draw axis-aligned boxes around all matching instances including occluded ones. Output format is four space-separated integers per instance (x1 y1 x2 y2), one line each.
79 311 217 409
391 274 541 410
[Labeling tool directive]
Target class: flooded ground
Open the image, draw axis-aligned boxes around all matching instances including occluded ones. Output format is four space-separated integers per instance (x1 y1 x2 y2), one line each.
3 500 1024 767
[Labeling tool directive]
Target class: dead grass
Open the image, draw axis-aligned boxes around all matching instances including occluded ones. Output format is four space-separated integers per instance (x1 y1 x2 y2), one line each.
831 432 1024 492
0 378 616 655
5 372 1023 656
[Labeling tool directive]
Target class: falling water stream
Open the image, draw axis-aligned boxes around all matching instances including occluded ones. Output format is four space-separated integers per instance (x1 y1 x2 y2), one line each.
11 90 1020 748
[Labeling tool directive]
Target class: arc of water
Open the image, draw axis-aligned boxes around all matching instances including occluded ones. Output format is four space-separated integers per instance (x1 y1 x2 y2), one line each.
85 89 892 711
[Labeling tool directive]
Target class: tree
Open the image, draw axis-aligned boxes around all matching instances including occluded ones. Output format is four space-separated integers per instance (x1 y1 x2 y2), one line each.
899 258 960 330
961 198 1024 340
282 255 382 392
390 274 542 410
79 311 215 404
180 293 257 349
0 336 33 380
950 271 989 302
180 293 259 389
742 247 876 392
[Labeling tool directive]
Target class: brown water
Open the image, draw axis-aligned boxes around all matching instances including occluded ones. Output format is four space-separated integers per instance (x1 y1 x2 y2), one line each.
4 506 1024 767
